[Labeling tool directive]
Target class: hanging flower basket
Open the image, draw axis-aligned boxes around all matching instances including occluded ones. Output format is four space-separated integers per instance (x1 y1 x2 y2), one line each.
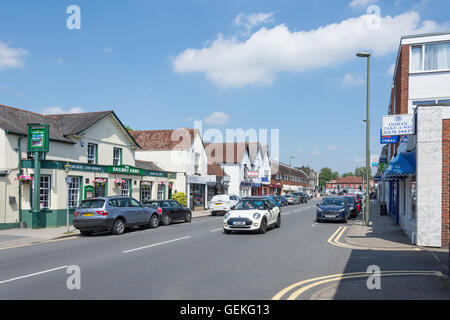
142 182 152 190
15 175 33 184
92 178 107 187
113 179 126 188
158 181 166 186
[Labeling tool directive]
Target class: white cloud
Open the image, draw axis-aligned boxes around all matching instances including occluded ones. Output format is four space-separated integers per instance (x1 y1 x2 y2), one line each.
233 12 275 31
336 73 365 87
42 106 85 115
173 11 443 88
387 63 396 76
328 144 340 151
349 0 379 8
0 41 28 70
311 150 320 156
203 111 229 125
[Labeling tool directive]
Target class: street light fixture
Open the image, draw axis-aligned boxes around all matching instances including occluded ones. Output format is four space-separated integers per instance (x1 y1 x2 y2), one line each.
357 51 371 226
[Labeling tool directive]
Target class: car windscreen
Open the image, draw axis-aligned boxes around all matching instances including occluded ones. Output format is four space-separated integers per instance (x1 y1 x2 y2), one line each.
235 200 265 210
321 198 345 206
344 197 355 204
78 199 105 208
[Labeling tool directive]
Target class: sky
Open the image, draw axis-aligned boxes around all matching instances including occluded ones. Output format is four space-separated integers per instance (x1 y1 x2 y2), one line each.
1 0 449 175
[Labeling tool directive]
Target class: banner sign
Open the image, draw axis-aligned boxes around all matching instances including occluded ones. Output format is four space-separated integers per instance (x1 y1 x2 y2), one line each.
27 124 49 153
108 165 143 176
382 114 415 136
380 130 400 144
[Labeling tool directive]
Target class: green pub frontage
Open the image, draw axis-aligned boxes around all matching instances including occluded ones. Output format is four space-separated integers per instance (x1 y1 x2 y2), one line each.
0 105 177 230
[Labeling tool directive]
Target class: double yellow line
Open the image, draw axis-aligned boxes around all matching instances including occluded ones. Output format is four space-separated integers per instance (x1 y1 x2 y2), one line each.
328 226 421 251
272 270 444 300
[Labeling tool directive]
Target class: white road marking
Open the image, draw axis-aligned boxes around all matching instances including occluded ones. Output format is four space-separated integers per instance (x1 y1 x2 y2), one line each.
122 236 191 253
0 266 68 285
210 228 223 232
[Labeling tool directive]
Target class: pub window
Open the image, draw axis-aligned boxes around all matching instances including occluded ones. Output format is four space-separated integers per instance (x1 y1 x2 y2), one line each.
121 179 131 197
113 148 122 166
68 177 81 208
31 175 51 209
87 143 97 164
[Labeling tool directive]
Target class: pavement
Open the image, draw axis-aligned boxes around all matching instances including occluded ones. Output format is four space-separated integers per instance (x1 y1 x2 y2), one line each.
0 209 212 250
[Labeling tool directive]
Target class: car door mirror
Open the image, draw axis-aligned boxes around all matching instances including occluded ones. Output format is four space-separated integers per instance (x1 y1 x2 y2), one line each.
316 203 320 207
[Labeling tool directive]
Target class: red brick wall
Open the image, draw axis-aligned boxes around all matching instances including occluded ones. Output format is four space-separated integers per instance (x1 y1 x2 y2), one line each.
442 119 450 248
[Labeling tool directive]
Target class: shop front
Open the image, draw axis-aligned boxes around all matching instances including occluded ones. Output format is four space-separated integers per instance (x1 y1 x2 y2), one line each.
19 160 175 228
187 175 208 211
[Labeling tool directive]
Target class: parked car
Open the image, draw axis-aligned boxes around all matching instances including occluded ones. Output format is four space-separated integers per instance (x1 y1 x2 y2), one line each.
316 196 350 223
343 195 358 218
274 195 288 207
286 194 300 205
347 194 362 214
223 198 281 234
143 199 192 225
209 194 240 216
294 192 309 204
73 196 159 236
261 196 283 212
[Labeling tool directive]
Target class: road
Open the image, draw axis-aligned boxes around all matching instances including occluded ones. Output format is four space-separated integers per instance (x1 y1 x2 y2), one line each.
0 199 449 300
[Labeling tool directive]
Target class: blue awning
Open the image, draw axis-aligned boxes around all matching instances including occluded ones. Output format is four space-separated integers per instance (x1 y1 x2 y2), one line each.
383 149 416 181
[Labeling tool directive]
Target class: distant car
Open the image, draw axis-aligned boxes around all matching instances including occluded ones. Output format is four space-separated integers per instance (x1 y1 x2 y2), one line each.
223 198 281 234
74 196 159 236
274 195 288 207
316 196 350 223
343 195 358 218
208 194 240 216
294 192 309 204
286 194 300 205
143 199 192 225
261 196 283 212
347 194 362 214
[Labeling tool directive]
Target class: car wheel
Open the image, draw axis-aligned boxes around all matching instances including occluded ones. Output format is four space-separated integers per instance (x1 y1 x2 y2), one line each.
275 214 281 228
259 218 268 234
162 214 171 226
185 211 192 223
211 212 217 216
223 228 232 234
111 219 125 235
80 230 92 236
149 214 159 229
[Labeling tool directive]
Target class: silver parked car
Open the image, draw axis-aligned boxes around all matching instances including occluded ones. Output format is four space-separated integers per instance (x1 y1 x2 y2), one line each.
73 196 159 236
286 194 301 205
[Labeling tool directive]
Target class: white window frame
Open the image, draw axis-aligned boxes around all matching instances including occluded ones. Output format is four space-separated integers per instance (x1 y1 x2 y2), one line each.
68 176 81 208
121 179 131 197
113 148 122 166
409 41 450 74
87 143 97 164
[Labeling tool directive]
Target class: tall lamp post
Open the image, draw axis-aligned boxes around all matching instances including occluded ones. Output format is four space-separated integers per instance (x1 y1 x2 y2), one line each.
357 51 371 226
64 163 71 233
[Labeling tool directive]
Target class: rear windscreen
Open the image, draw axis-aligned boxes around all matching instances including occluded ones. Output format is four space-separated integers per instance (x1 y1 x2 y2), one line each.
79 199 105 208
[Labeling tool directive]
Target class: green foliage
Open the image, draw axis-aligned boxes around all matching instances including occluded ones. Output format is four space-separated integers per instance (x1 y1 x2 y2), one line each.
355 166 373 179
342 172 355 177
319 167 340 189
172 192 187 207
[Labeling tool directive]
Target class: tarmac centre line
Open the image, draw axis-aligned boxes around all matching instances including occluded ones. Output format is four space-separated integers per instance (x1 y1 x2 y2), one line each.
272 270 444 300
0 266 69 285
122 236 192 254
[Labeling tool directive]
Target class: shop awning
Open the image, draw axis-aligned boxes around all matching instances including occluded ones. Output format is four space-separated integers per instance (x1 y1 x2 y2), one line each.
384 149 416 181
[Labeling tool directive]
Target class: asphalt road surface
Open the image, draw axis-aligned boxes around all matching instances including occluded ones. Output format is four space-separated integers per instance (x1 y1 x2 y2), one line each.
0 199 449 300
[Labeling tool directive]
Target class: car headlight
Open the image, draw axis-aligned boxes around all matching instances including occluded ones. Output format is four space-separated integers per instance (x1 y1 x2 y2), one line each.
253 212 261 219
224 213 230 220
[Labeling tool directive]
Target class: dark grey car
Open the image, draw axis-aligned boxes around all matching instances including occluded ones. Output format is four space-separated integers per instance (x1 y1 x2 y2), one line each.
73 196 159 236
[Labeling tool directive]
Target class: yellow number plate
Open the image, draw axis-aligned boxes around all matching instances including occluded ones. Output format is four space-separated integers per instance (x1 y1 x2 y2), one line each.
83 213 94 216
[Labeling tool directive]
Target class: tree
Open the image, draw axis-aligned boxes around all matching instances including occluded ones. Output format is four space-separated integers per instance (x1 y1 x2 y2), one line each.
319 168 339 189
125 125 133 132
342 172 355 177
355 166 373 180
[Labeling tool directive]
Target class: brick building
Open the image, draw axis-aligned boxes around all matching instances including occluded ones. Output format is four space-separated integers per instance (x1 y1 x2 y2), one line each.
380 32 450 248
325 176 371 195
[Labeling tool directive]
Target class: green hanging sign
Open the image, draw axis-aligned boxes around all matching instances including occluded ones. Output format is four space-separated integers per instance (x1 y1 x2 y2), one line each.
27 124 49 153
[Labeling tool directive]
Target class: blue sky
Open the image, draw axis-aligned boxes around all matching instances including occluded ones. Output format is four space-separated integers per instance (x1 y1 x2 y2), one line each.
1 0 449 174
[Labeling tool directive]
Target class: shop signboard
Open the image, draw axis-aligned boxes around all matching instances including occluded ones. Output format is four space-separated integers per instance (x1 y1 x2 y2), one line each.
382 114 415 136
380 129 400 144
108 165 143 176
27 124 49 153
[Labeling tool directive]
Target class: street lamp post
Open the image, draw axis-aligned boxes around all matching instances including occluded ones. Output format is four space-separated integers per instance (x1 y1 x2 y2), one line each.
64 163 71 233
357 51 371 226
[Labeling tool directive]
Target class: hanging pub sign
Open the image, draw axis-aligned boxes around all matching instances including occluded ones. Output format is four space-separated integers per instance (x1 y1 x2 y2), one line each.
27 124 49 153
382 114 415 136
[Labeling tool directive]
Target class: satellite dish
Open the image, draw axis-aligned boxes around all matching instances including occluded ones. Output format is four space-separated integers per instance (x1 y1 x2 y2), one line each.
80 141 85 148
